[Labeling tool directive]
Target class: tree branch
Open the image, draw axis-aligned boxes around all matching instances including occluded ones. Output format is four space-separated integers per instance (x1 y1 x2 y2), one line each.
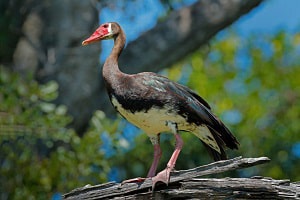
61 156 300 200
119 0 263 74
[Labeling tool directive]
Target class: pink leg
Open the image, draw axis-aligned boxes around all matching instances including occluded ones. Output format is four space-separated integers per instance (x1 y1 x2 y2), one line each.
122 140 162 184
152 133 183 188
147 144 162 177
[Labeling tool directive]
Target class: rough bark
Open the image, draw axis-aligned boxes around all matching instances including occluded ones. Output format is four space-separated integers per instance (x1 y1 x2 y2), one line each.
39 1 102 134
63 157 300 199
7 0 264 132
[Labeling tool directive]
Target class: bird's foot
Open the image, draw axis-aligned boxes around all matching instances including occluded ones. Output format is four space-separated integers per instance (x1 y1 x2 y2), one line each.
151 166 173 190
121 177 147 185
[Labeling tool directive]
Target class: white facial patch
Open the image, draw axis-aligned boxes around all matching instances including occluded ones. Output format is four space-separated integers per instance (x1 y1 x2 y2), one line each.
108 23 112 34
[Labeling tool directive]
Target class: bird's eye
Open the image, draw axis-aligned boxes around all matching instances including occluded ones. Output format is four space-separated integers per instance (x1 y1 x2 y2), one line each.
103 24 109 28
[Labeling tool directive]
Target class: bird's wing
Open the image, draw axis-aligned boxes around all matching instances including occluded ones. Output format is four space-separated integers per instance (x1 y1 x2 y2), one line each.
141 73 214 123
172 82 211 110
140 72 211 109
141 73 239 153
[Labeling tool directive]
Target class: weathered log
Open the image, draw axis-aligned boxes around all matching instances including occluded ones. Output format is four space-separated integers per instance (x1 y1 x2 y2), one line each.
62 157 300 199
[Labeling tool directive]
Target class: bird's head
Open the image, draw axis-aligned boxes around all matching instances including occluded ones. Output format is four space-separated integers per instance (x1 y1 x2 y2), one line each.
82 22 120 46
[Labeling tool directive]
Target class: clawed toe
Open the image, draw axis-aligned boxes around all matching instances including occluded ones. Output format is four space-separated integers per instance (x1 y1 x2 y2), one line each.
151 167 172 190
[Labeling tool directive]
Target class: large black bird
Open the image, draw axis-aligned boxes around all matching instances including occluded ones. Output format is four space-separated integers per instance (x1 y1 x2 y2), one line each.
82 22 239 188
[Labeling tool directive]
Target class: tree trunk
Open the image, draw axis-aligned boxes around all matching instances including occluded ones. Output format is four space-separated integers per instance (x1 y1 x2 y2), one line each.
63 157 300 199
9 0 101 133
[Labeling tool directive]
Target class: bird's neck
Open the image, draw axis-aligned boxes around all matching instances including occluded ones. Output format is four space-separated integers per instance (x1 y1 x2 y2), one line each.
102 30 126 85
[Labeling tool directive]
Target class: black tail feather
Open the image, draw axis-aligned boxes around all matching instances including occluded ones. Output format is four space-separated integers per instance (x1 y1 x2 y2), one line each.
201 126 236 161
218 124 239 150
198 103 239 150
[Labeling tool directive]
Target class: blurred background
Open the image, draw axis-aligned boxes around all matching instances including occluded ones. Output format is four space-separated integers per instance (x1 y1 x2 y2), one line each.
1 0 300 199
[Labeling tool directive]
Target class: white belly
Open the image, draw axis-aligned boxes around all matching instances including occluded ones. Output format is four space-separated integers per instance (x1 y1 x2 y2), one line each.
111 96 188 134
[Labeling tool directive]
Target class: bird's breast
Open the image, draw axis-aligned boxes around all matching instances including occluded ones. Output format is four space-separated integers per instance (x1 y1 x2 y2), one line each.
111 96 191 135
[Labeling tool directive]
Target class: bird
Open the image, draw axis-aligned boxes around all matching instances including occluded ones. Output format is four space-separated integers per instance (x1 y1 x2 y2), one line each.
82 22 239 188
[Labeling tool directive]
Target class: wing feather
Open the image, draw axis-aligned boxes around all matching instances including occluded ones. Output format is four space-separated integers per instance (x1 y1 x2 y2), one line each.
140 73 239 159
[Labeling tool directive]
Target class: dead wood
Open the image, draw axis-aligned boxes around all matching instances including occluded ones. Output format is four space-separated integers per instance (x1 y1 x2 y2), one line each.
62 157 300 199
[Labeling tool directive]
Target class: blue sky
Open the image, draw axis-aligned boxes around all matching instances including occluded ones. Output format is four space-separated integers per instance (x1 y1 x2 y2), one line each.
99 0 300 61
234 0 300 35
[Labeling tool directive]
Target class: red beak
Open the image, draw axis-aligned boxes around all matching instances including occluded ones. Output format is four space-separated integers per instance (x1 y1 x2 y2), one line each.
82 26 109 46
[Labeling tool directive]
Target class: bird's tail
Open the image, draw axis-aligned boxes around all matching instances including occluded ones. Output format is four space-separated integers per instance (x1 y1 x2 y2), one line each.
200 127 227 161
202 126 238 161
215 121 239 150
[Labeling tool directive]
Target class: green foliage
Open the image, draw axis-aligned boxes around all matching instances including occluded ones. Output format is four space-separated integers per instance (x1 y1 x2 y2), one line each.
0 67 113 199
